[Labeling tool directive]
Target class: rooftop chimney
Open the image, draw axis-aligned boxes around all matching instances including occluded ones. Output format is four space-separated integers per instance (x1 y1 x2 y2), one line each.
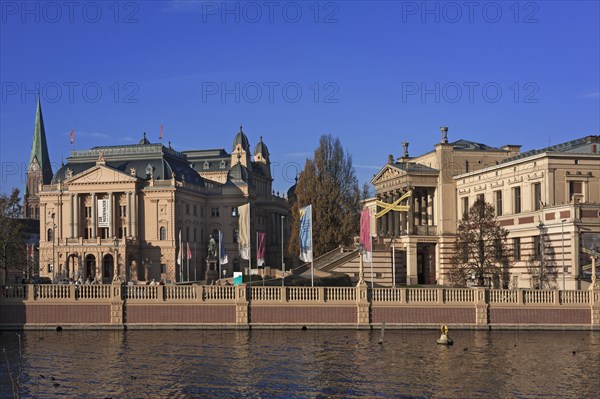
402 142 409 158
440 126 449 143
388 154 394 164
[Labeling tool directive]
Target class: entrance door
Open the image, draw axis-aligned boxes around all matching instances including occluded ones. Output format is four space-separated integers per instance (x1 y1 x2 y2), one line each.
103 254 114 283
417 244 437 285
86 255 96 280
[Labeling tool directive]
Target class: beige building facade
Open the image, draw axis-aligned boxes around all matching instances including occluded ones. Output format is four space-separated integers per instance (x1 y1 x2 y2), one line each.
37 128 290 284
367 128 599 288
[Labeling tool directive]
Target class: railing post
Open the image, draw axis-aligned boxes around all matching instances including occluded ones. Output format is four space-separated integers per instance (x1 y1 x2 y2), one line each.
280 286 286 302
590 282 600 327
69 285 76 301
318 287 325 303
356 282 370 327
157 285 164 302
27 284 35 302
438 288 444 304
474 288 489 326
110 281 124 325
235 284 249 326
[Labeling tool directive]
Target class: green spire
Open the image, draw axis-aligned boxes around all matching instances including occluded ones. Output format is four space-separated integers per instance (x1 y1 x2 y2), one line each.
29 97 53 184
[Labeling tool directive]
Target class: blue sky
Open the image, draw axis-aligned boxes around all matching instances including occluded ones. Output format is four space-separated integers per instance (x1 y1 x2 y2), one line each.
1 0 598 196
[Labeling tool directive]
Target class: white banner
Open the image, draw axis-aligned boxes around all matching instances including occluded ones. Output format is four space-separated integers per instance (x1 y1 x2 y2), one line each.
98 199 110 227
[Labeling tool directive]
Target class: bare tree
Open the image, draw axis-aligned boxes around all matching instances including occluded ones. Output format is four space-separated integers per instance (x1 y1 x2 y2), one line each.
526 226 558 289
0 189 26 284
449 198 511 288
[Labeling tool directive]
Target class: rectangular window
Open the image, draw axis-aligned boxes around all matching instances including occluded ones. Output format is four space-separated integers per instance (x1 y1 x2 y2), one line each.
211 207 220 217
233 228 239 243
193 206 197 216
513 187 521 214
477 194 484 203
513 237 520 261
85 206 92 218
84 228 89 239
185 204 190 215
462 197 469 217
161 264 166 274
533 183 542 211
119 205 127 217
495 190 503 216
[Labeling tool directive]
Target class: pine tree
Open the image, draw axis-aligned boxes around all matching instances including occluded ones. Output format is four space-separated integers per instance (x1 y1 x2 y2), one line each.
289 135 361 258
449 197 511 288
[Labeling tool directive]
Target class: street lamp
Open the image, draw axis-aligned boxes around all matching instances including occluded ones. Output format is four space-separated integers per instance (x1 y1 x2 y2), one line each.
561 219 566 290
113 237 120 283
358 243 365 286
281 215 285 287
537 222 544 290
51 212 56 283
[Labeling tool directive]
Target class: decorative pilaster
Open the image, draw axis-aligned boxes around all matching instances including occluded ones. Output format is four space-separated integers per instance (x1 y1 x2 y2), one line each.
235 284 249 325
110 280 123 325
474 287 489 326
356 281 370 327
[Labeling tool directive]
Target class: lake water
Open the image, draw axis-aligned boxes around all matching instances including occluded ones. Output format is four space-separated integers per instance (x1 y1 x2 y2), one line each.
1 329 599 398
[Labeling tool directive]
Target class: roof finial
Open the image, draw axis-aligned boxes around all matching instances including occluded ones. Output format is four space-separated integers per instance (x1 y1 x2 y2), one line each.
259 136 263 142
240 124 243 132
168 140 172 149
143 132 146 138
295 175 298 183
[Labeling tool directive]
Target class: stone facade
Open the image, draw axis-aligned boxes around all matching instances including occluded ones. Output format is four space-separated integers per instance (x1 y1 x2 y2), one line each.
37 128 290 284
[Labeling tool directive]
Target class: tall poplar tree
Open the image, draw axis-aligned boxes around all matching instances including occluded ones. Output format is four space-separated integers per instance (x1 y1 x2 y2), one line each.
289 135 361 258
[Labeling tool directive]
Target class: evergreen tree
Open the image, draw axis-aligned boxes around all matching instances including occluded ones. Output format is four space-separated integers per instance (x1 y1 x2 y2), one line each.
0 189 26 284
289 135 361 258
449 197 511 288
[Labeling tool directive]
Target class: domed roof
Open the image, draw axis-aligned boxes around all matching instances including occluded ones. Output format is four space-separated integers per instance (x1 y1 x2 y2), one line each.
286 176 298 200
253 136 270 157
228 162 249 182
139 132 150 145
232 125 250 152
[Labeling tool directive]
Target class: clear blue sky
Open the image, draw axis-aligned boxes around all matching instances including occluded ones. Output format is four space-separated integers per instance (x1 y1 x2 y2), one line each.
1 0 598 196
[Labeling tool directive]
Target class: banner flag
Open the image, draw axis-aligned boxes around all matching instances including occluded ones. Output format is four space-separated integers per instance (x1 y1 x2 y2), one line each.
70 129 75 144
177 230 182 265
360 208 372 262
238 203 250 260
257 231 266 266
219 230 229 265
187 242 192 259
299 205 313 262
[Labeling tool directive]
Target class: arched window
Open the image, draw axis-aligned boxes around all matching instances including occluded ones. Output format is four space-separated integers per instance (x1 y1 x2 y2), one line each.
159 226 167 240
47 228 53 242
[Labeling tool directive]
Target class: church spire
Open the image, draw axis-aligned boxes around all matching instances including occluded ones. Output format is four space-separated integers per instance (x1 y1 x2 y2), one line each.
28 97 53 184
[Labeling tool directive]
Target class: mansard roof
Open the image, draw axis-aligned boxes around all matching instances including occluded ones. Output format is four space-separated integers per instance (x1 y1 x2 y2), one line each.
502 135 600 163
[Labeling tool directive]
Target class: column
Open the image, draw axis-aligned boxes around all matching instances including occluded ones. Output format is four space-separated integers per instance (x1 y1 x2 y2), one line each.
428 190 434 226
376 194 382 235
389 193 395 237
393 191 400 237
406 241 418 285
108 192 114 238
400 203 407 235
132 191 137 238
421 192 427 226
408 194 414 235
91 193 97 238
70 194 75 238
74 193 79 238
126 192 131 238
382 194 388 236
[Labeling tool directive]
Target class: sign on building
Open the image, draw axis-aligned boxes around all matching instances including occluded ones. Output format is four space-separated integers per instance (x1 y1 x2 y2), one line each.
98 199 110 227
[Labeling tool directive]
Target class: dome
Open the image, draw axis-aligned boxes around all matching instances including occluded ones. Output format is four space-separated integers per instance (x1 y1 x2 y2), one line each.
253 136 270 157
232 125 250 152
139 132 150 145
228 162 249 182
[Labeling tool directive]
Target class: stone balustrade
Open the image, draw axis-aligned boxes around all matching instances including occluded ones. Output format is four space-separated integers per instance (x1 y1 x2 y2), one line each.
1 284 598 329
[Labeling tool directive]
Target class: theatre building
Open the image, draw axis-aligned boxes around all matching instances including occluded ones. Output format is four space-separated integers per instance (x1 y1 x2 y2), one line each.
36 125 290 284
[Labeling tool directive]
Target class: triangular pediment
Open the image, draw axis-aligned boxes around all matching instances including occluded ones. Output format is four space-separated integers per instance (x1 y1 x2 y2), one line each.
370 164 406 185
67 164 138 185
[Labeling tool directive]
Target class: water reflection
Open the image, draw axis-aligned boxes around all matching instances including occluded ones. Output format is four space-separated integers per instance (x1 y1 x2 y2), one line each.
1 329 599 398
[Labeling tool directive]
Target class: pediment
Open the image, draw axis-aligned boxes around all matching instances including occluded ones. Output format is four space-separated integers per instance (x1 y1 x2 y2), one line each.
371 164 406 185
67 164 138 185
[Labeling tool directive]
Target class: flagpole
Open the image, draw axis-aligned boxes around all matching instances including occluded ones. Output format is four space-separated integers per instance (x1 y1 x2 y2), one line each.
248 202 252 284
187 243 190 282
179 229 182 283
392 241 396 288
194 241 197 282
370 208 374 289
218 231 222 282
310 205 314 287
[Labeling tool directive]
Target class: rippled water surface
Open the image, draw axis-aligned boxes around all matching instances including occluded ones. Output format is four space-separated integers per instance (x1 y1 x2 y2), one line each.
1 329 599 398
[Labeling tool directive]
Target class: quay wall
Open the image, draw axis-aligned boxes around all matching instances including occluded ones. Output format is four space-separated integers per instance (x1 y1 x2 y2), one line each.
1 284 599 330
